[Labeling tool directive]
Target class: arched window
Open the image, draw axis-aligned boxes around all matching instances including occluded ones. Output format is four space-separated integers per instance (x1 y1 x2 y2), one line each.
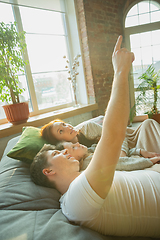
125 1 160 118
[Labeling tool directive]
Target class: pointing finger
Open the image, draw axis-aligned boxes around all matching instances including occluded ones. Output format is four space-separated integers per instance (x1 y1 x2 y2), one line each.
113 35 123 54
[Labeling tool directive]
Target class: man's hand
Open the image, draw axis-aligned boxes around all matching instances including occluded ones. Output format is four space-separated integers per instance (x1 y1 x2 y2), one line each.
112 35 135 77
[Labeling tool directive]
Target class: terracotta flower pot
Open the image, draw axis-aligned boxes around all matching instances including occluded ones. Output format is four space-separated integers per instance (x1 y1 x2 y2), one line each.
150 113 160 124
3 102 29 125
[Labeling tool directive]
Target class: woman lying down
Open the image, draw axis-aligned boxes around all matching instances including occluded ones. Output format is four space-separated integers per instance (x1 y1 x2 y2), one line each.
56 141 160 171
30 36 160 238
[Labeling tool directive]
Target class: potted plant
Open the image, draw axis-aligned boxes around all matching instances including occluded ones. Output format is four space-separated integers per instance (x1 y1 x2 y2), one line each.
0 22 29 125
130 64 160 123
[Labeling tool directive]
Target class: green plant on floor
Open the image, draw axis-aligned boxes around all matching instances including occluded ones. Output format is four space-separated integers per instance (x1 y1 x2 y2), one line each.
0 21 27 104
130 64 160 122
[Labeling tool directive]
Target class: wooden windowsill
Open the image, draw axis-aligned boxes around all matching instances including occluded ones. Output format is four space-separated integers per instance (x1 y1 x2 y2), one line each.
0 103 98 138
132 114 148 123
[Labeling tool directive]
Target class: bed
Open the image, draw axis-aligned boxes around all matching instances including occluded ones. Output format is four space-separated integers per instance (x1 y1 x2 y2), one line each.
0 117 159 240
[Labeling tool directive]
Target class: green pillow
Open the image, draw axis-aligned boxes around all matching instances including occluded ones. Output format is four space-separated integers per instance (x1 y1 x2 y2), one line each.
7 126 48 164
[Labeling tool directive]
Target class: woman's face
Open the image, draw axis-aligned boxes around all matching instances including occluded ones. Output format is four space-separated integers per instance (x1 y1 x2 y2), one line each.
62 142 88 161
51 122 78 142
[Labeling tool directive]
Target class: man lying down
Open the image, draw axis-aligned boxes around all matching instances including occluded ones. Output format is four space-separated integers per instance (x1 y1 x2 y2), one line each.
30 36 160 238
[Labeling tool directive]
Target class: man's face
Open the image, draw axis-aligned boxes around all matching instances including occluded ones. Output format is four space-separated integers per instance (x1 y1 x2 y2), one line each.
51 122 78 142
62 142 88 161
46 149 80 173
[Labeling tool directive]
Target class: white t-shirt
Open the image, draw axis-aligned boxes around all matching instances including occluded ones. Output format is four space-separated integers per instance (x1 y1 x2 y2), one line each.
60 170 160 237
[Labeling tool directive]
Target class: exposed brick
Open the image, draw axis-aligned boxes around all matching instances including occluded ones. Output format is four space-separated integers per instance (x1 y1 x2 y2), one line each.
75 0 130 116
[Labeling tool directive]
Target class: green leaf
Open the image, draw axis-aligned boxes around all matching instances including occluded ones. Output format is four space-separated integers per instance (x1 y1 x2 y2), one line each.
0 21 27 104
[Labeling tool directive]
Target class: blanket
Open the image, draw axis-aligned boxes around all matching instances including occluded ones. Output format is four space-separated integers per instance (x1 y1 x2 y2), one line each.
81 153 154 171
77 118 160 155
82 144 153 171
126 119 160 153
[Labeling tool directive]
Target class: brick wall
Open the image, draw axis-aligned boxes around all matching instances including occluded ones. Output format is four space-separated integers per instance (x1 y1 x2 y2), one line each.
76 0 160 117
75 0 125 116
75 0 96 105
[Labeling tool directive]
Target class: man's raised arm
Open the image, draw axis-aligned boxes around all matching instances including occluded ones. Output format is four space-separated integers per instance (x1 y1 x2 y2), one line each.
85 35 135 199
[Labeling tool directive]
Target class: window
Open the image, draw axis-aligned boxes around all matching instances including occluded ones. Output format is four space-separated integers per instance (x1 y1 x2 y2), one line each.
0 0 87 124
125 1 160 116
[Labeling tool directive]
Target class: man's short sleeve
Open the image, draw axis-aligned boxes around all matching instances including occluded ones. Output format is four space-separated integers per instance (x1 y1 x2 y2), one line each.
59 172 104 222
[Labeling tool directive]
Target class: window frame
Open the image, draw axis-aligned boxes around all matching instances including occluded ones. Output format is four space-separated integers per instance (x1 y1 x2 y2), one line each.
0 0 88 125
124 1 160 121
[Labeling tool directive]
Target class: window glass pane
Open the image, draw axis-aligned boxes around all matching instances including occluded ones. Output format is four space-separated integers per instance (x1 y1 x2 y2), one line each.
130 33 141 48
126 2 160 117
135 90 155 115
18 75 32 111
137 89 160 115
152 29 160 45
150 2 159 11
133 72 142 89
151 10 160 23
0 102 6 119
33 72 72 110
138 2 149 14
139 13 150 25
141 46 152 65
0 2 14 23
125 1 160 27
130 30 160 116
132 48 142 67
20 6 65 35
19 5 73 111
125 15 139 27
152 45 160 62
140 31 152 47
127 4 138 16
26 34 68 73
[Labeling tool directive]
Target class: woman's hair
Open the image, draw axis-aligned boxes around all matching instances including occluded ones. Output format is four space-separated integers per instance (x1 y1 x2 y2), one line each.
41 119 98 148
30 144 56 189
56 141 66 151
40 119 65 145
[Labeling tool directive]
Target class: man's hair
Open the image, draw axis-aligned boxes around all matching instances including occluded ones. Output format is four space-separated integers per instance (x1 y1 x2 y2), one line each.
30 144 56 189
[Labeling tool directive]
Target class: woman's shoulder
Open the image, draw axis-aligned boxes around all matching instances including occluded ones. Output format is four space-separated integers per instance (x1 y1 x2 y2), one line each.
77 132 96 147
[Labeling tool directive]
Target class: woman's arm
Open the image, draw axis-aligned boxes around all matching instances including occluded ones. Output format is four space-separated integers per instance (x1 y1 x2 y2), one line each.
84 36 134 199
128 148 160 158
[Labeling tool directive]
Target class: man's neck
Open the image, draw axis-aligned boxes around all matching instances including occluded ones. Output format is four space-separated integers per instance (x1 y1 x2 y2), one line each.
56 172 80 195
